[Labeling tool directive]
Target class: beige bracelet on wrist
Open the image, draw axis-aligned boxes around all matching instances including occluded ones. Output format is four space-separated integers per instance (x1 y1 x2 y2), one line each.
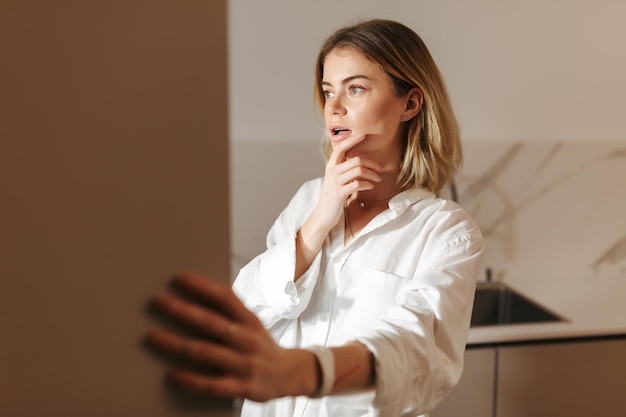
306 345 335 397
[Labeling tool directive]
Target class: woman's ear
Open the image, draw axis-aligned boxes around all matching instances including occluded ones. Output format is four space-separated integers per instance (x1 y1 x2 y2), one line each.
401 88 423 121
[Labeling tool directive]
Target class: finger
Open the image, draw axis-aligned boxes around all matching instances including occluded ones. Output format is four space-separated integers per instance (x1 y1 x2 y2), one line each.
147 328 245 374
152 292 254 351
146 327 189 356
328 133 367 165
343 179 376 195
167 369 247 399
335 156 383 177
336 162 383 185
174 273 263 329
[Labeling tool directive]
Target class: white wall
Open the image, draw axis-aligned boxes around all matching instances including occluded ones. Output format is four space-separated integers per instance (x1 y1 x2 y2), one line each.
229 0 626 143
229 0 626 273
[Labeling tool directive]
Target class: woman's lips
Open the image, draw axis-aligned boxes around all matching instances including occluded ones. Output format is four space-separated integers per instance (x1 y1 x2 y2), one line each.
330 128 352 142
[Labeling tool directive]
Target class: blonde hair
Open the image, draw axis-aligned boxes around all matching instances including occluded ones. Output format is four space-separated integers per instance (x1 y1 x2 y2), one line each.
314 19 462 193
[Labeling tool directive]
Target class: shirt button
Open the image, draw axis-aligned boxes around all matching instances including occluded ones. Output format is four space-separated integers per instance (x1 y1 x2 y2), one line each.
321 314 329 322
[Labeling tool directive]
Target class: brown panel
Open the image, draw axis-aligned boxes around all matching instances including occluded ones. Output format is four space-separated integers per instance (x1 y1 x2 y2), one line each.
497 339 626 417
431 348 496 417
0 1 232 416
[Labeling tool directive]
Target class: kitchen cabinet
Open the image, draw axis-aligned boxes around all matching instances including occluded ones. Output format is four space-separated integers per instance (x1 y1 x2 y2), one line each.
431 347 496 417
433 337 626 417
496 338 626 417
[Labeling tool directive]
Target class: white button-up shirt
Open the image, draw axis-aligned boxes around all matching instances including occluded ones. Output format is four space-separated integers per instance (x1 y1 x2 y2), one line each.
233 178 485 417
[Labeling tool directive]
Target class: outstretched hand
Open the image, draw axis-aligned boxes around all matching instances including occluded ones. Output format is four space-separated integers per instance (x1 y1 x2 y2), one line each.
145 274 318 402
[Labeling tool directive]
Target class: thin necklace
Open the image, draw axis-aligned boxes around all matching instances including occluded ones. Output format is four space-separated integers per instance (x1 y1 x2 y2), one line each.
357 194 395 209
344 200 355 239
345 192 398 239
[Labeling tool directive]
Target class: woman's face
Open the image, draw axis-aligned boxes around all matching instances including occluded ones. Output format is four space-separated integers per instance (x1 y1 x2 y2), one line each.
322 47 408 165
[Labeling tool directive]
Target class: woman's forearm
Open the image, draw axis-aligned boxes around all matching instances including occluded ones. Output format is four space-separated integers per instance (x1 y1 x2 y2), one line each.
294 213 331 281
328 342 376 394
293 342 376 398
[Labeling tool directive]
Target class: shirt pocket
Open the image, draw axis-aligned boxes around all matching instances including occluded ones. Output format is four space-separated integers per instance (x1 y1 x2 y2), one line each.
363 260 440 312
335 263 418 339
341 261 412 307
366 256 415 281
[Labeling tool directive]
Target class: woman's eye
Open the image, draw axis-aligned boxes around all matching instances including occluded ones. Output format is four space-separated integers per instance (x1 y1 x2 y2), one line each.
323 90 334 99
348 85 364 95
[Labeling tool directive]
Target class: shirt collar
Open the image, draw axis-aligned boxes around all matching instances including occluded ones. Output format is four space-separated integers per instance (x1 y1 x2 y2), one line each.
388 187 434 212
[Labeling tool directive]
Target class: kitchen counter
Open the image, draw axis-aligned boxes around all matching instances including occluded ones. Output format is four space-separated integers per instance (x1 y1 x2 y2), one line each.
467 272 626 345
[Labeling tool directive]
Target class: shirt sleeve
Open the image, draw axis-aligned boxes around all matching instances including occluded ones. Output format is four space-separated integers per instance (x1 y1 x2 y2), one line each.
232 178 324 338
355 213 485 416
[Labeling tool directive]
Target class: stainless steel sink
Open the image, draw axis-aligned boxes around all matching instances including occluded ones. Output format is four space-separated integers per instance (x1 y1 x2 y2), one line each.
470 282 564 327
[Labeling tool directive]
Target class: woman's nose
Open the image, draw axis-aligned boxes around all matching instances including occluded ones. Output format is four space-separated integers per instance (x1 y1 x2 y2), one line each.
326 97 346 115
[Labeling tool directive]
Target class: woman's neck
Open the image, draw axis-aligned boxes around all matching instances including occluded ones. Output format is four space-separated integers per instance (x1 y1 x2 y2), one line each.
353 176 403 208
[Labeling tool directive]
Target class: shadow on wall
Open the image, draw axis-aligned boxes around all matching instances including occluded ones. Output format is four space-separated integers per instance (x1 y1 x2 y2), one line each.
230 140 325 278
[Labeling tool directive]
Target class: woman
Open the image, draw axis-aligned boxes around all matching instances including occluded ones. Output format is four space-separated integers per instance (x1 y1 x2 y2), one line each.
148 19 484 417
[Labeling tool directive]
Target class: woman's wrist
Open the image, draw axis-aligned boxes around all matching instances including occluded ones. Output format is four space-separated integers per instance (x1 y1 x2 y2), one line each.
305 346 336 397
300 212 331 250
279 348 321 398
294 217 328 280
